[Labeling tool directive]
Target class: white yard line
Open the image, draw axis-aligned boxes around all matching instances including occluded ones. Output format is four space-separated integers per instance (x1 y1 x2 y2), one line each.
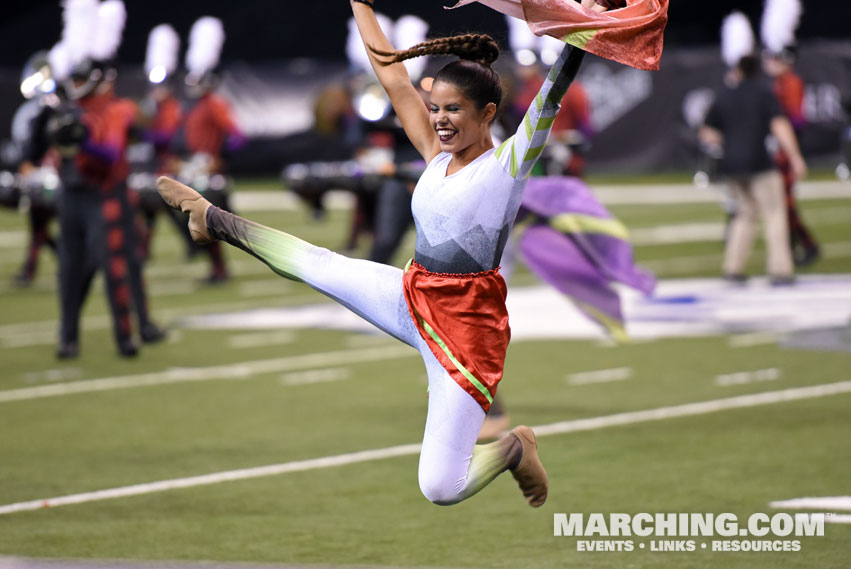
0 345 415 403
715 368 781 387
1 331 62 349
728 332 779 348
232 190 354 212
21 367 84 384
643 242 851 274
227 182 850 211
642 241 851 275
0 444 422 516
770 496 851 511
769 496 851 525
630 222 724 245
147 281 198 298
532 381 851 436
631 212 851 246
566 367 632 385
0 231 26 249
279 367 351 386
143 258 267 278
640 253 724 274
823 241 851 258
237 279 292 298
591 181 850 206
1 380 849 516
0 296 323 347
227 330 297 349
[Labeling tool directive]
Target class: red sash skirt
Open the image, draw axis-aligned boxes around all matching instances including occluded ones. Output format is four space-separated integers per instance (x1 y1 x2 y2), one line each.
402 260 511 412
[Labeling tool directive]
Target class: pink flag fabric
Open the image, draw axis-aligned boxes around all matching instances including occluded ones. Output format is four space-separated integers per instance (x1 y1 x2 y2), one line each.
451 0 669 70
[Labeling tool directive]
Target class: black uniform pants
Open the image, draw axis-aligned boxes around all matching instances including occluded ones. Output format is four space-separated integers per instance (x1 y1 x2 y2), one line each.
57 186 143 348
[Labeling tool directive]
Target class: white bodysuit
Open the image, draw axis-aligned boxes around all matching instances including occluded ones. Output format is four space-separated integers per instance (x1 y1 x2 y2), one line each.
206 44 584 504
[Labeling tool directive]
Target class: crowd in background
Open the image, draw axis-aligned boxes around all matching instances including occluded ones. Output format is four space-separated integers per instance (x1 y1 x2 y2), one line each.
0 0 845 362
2 3 244 358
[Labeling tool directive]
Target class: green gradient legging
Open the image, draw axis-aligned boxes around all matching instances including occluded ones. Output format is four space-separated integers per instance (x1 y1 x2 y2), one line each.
207 206 516 504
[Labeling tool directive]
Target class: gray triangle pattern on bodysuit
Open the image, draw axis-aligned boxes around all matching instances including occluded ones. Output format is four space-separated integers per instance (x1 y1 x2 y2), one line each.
415 223 506 274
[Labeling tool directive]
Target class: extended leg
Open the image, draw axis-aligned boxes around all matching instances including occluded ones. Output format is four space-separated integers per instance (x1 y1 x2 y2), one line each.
157 176 419 345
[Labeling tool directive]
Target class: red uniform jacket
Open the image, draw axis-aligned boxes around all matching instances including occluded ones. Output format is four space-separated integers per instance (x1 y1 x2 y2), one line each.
148 95 182 172
76 93 136 192
773 70 806 132
184 93 242 159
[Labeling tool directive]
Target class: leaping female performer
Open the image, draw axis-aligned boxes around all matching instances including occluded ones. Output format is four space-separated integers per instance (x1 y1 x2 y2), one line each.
157 0 637 507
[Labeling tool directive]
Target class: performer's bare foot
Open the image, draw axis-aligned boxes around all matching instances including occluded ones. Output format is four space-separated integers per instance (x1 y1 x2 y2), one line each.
156 176 214 244
508 426 548 507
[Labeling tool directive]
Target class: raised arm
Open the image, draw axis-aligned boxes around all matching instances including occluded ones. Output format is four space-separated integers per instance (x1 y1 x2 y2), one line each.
350 1 438 161
494 44 585 180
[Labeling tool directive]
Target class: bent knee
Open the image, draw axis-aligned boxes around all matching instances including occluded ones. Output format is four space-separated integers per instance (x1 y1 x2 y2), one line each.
418 474 463 506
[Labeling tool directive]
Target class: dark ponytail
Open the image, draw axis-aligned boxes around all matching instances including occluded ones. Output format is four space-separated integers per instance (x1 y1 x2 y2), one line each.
370 33 499 67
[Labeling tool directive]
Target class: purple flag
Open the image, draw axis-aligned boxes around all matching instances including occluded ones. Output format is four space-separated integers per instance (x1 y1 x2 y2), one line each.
518 176 655 339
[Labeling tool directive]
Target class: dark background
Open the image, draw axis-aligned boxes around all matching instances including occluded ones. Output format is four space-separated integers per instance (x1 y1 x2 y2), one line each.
1 1 847 67
2 1 848 175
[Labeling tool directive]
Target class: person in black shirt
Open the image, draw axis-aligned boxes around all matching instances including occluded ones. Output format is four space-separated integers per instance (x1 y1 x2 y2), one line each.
700 55 806 285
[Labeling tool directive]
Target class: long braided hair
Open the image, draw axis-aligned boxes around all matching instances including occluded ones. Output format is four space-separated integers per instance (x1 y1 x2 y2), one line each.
370 33 503 112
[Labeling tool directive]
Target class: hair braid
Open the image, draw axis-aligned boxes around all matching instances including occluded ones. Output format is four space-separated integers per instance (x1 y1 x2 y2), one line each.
370 33 499 67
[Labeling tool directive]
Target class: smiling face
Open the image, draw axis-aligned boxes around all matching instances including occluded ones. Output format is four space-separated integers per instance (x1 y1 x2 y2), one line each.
429 80 495 154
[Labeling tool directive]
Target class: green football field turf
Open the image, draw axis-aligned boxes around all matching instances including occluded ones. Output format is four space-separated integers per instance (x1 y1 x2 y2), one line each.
0 180 849 569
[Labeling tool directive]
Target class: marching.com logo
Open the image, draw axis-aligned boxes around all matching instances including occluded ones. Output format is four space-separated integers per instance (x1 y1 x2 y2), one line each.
554 512 826 552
